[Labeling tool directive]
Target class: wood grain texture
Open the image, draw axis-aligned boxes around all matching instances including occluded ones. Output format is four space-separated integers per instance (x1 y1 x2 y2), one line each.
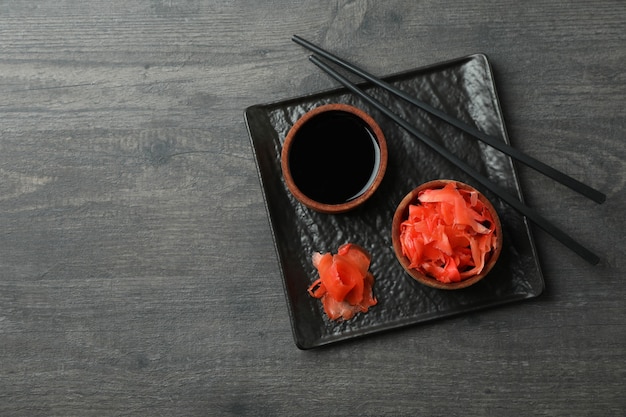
0 0 624 416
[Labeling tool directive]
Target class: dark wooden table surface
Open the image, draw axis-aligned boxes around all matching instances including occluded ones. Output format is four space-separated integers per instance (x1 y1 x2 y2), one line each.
1 1 624 416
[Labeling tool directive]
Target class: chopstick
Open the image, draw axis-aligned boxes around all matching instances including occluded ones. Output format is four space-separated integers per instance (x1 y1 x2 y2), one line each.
292 35 606 205
301 53 599 265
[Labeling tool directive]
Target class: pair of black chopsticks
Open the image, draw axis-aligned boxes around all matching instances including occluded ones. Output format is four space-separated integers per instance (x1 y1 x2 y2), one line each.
292 35 605 265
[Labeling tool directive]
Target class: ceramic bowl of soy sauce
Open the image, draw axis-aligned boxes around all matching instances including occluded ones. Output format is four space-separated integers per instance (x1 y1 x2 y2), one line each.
280 103 388 214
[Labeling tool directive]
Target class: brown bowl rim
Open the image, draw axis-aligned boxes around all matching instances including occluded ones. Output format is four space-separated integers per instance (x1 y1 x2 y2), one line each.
280 103 388 214
391 179 503 290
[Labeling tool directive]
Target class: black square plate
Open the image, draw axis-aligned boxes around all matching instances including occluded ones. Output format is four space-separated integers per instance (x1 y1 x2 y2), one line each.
244 54 544 349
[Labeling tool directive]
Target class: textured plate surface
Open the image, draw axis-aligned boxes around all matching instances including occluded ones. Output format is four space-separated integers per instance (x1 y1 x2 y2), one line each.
244 54 544 349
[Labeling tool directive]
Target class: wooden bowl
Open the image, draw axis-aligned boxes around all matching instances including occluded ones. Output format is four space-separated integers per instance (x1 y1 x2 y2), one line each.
280 103 387 214
391 180 503 290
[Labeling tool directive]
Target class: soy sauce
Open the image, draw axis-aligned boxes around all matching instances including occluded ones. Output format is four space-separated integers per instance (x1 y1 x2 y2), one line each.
288 110 381 205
